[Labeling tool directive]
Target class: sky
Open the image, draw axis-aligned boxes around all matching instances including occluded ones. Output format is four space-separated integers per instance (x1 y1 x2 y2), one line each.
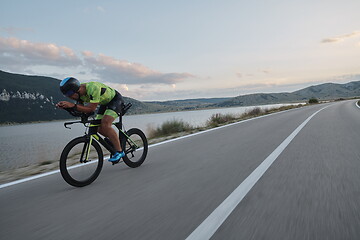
0 0 359 101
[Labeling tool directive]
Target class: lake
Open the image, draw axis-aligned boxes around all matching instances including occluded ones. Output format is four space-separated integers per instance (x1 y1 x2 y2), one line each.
0 103 298 170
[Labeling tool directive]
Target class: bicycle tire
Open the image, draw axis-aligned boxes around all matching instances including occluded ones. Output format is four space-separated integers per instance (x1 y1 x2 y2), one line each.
60 136 103 187
121 128 148 168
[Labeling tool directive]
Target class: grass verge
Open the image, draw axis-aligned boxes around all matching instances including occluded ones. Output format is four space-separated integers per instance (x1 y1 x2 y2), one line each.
148 104 304 139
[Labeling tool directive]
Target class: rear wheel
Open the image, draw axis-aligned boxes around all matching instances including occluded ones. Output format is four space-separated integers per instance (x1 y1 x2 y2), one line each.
121 128 148 168
60 136 103 187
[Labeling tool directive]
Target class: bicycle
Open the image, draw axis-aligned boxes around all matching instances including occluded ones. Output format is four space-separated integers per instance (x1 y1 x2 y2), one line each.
59 103 148 187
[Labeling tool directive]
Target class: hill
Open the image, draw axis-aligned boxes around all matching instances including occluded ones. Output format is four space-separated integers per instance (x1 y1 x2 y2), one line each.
215 82 360 107
0 70 69 123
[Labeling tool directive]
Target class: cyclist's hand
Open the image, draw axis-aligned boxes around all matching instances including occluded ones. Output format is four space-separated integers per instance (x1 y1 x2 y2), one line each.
56 101 75 109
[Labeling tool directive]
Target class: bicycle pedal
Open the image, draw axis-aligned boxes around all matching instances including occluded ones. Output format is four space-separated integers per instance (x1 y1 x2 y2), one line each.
111 160 120 165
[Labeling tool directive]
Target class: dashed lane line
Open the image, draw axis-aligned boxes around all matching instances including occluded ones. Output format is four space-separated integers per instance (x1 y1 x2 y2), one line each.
185 105 330 240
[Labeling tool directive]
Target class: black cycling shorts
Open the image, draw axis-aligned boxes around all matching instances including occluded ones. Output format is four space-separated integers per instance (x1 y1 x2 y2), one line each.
96 91 124 119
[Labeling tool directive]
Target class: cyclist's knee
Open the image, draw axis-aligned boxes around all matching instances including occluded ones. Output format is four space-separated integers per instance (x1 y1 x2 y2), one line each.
101 115 114 127
98 125 104 134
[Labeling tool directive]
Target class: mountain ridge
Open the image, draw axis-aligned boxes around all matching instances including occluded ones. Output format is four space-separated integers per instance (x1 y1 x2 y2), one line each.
214 81 360 107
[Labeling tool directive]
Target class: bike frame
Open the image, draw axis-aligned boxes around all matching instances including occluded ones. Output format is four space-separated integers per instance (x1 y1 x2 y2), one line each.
80 119 139 162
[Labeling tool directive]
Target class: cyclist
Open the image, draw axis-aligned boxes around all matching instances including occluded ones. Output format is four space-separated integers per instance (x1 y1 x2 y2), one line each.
56 77 125 162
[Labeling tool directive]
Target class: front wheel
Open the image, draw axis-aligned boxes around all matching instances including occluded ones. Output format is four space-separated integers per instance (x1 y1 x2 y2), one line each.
60 136 103 187
121 128 148 168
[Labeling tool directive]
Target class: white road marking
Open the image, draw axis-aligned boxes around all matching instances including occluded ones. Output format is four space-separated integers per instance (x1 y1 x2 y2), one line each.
0 170 60 189
355 100 360 109
0 158 109 189
185 105 330 240
0 105 316 189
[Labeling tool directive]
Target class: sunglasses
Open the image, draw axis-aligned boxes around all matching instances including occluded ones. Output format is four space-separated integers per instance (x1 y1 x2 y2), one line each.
64 90 76 97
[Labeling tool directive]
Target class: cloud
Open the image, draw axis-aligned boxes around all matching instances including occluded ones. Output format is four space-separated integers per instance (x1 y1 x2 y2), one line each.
82 50 93 57
321 31 360 43
104 83 129 92
0 36 81 70
82 52 194 84
0 36 194 86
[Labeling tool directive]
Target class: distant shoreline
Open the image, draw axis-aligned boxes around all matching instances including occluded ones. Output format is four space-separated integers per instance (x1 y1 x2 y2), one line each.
0 101 302 127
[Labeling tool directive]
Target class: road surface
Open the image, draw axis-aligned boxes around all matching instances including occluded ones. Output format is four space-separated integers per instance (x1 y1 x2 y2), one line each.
1 100 360 239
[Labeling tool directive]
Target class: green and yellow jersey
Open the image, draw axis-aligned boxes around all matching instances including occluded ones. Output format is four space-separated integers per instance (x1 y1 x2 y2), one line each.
80 82 116 105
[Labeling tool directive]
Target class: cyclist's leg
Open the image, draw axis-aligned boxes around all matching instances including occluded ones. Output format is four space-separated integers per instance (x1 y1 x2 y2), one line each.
98 92 123 152
99 110 122 152
96 105 114 146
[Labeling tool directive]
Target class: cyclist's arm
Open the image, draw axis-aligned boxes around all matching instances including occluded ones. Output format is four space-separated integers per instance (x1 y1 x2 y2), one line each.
75 102 98 113
57 101 98 113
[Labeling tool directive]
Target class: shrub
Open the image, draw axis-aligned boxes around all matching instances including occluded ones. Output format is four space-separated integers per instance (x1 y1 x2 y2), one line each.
148 119 193 138
308 98 319 104
246 107 262 116
206 113 236 127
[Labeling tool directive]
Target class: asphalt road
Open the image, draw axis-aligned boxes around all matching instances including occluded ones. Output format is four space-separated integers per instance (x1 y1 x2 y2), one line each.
1 100 360 240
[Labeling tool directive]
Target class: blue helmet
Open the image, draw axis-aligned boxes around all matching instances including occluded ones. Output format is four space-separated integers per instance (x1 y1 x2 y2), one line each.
60 77 80 97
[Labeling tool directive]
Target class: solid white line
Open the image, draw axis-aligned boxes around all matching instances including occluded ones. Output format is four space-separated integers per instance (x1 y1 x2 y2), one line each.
0 158 110 190
0 170 60 189
0 105 310 189
185 105 330 240
355 100 360 109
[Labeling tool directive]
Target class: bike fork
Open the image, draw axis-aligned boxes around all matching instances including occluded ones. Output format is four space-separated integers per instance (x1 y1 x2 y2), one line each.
80 136 93 163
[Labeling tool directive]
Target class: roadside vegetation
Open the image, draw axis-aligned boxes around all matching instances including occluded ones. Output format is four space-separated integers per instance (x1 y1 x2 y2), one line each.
148 104 304 139
308 98 319 104
147 119 193 137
